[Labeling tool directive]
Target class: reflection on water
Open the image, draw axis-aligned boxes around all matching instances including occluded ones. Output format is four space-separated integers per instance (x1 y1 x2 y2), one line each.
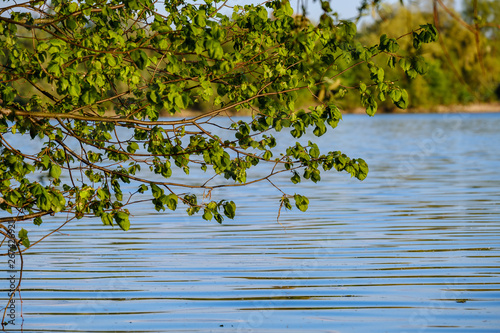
2 113 500 332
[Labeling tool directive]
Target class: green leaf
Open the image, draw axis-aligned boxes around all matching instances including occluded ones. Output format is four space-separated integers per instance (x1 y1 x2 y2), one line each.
151 183 163 199
50 38 67 47
413 56 428 75
387 40 399 53
282 196 292 210
387 56 397 69
114 211 130 231
309 144 320 159
34 216 43 226
263 150 273 160
81 89 97 105
203 208 213 221
194 10 206 27
365 99 377 116
166 194 178 211
130 49 149 70
47 63 61 76
394 89 409 109
406 68 418 79
389 89 402 103
321 0 332 12
37 42 49 52
174 94 184 108
223 201 236 219
49 164 62 179
413 31 422 49
356 158 369 181
18 228 30 248
214 212 223 224
293 194 309 212
101 213 113 226
127 141 140 153
205 39 223 60
399 58 411 71
313 121 327 137
97 188 108 200
79 187 93 201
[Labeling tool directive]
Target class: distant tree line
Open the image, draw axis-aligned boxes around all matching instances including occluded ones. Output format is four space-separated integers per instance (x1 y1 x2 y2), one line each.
317 0 500 111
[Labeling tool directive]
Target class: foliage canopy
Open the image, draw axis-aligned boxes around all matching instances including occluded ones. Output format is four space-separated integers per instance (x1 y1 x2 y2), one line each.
0 0 437 250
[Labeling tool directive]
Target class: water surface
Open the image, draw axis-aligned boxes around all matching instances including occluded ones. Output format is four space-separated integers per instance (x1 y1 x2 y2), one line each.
2 112 500 332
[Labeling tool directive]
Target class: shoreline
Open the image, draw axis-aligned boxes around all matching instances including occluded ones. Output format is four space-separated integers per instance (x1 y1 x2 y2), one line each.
348 102 500 114
174 102 500 118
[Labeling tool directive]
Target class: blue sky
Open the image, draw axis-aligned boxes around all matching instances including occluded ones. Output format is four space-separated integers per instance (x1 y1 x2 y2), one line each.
289 0 364 21
0 0 402 24
220 0 365 21
0 0 375 21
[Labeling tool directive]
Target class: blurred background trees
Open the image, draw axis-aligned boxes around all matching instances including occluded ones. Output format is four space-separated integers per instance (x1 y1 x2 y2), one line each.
311 0 500 111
